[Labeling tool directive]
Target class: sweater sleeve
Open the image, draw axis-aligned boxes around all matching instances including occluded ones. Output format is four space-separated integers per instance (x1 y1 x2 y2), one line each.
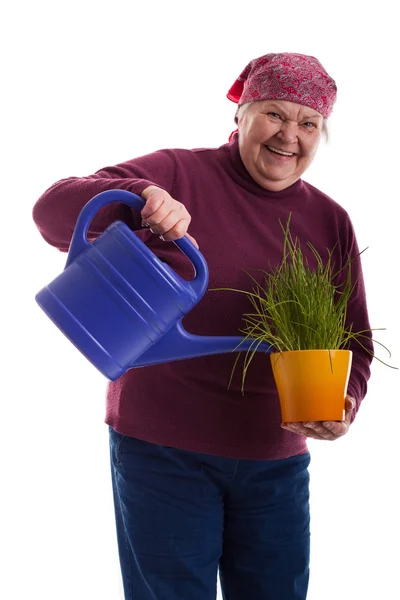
32 149 178 252
340 216 374 421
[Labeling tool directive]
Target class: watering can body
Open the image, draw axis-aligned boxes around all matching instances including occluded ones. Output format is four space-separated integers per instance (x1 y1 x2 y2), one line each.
35 189 272 380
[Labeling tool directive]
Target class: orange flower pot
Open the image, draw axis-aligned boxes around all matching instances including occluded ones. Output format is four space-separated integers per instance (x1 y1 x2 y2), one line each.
270 349 352 423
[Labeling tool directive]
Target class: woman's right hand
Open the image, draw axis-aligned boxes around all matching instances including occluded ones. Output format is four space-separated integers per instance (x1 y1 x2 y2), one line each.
140 186 199 248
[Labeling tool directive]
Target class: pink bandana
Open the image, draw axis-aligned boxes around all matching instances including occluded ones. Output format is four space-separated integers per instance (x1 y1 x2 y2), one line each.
227 53 337 119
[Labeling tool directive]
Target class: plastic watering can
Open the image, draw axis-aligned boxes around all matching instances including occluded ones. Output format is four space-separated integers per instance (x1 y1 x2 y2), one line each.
35 189 272 381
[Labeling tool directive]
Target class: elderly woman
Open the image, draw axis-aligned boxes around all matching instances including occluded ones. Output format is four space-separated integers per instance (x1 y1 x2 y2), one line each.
32 53 373 600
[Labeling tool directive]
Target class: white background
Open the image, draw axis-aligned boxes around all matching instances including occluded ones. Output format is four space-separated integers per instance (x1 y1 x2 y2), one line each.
2 1 399 599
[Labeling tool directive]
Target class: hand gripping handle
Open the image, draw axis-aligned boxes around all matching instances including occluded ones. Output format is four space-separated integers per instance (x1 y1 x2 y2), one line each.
65 189 208 298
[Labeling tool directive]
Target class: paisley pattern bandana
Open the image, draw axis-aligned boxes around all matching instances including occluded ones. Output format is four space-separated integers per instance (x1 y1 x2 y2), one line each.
227 53 337 119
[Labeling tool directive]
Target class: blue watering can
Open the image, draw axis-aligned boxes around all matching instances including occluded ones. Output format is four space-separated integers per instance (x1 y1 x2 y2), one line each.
35 189 272 381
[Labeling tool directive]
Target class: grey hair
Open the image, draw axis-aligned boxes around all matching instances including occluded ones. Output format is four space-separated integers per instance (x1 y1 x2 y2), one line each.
321 119 329 142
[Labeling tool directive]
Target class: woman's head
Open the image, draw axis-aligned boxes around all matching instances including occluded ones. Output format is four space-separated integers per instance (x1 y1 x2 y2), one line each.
228 53 336 191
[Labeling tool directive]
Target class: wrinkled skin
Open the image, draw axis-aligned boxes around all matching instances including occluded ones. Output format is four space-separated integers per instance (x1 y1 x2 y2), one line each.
237 98 324 191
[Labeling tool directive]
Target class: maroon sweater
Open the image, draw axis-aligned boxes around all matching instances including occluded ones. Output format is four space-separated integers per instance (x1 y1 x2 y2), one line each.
32 135 373 460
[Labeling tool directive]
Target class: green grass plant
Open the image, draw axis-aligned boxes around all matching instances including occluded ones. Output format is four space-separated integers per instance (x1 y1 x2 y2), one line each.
213 215 396 391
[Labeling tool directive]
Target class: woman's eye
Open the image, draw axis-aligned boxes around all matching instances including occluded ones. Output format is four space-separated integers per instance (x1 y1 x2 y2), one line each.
303 122 317 128
268 112 282 120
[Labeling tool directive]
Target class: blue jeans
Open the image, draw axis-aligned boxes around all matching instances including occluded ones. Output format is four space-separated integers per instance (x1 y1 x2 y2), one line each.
109 427 310 600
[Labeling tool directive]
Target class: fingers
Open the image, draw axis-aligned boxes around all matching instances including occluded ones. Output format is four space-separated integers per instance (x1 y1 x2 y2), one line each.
148 214 190 239
281 395 356 441
140 186 187 230
345 396 356 413
281 420 348 441
140 186 196 243
142 199 189 232
282 422 333 440
140 185 168 218
320 420 349 437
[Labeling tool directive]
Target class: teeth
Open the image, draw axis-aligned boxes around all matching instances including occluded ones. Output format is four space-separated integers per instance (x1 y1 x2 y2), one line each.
266 146 294 157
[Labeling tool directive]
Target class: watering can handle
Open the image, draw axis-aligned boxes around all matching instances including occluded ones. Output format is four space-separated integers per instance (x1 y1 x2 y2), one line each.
65 189 208 297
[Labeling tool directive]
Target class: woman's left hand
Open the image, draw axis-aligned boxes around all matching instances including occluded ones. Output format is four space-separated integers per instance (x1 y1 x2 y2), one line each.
281 396 356 441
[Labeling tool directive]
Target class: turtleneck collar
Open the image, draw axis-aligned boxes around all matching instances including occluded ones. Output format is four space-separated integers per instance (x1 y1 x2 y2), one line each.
220 132 304 198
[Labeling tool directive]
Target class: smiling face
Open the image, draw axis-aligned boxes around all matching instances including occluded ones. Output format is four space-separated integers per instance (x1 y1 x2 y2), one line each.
237 99 324 191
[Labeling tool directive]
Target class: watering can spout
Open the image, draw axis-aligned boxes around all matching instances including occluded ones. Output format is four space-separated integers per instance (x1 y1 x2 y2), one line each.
131 322 273 368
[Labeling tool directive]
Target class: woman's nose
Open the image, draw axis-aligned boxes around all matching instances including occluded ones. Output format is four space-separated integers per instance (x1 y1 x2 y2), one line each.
277 121 298 144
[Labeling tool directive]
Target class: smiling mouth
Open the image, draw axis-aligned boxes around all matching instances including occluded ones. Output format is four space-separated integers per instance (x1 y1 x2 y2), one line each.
264 145 295 157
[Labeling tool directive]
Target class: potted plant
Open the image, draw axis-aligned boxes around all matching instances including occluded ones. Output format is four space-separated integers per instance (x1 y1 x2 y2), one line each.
215 216 396 423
